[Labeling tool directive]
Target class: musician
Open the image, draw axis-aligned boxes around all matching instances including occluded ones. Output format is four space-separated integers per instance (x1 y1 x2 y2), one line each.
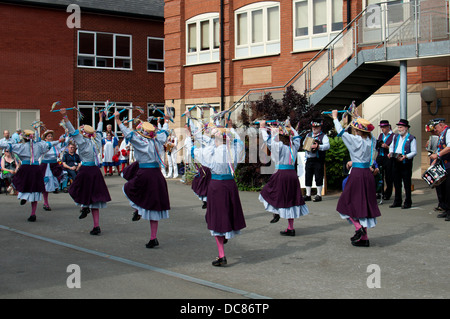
165 129 178 179
303 118 330 202
428 118 450 221
376 120 395 200
388 119 417 209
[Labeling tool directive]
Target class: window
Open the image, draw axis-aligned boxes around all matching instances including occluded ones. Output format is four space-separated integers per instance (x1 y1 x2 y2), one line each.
293 0 343 51
235 2 280 59
77 101 131 138
186 13 220 65
147 104 165 126
0 109 39 136
147 37 165 72
77 31 132 70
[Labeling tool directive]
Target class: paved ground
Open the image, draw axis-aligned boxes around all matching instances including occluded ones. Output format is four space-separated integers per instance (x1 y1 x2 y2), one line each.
0 173 448 300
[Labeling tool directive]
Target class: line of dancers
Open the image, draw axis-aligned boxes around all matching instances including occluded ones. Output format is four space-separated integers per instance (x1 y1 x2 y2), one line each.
0 109 381 266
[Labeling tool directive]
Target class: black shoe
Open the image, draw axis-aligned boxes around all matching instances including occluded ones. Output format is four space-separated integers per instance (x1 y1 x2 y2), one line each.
43 205 51 211
350 228 366 243
389 202 402 208
401 203 411 209
212 256 227 267
382 195 391 200
79 207 90 219
53 189 59 194
280 229 295 236
202 201 207 209
90 226 101 235
270 214 280 223
304 196 311 201
63 187 68 193
27 215 36 222
352 239 370 247
20 199 27 205
313 195 322 202
437 212 448 218
445 213 450 221
145 238 159 248
132 210 141 221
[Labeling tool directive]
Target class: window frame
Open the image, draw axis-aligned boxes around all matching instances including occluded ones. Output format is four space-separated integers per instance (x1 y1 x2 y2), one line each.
292 0 344 52
186 13 221 66
77 30 133 70
147 37 165 73
234 2 281 59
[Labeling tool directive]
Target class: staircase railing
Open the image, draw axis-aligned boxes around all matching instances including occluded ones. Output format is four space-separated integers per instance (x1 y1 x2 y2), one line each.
226 0 449 118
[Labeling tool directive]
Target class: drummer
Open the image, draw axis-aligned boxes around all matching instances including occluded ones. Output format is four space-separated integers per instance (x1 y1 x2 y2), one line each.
428 118 450 221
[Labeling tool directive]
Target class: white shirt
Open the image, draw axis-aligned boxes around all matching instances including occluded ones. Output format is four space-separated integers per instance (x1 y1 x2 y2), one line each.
389 133 417 159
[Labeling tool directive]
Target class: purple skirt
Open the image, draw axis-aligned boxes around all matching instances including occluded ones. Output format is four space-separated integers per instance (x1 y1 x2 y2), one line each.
69 166 111 206
191 166 211 197
123 165 170 211
12 165 45 193
39 162 64 181
260 169 305 208
337 167 381 219
205 179 246 234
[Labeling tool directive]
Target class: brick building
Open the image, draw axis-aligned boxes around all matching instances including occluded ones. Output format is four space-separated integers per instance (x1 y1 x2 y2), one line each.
164 0 450 176
0 0 165 137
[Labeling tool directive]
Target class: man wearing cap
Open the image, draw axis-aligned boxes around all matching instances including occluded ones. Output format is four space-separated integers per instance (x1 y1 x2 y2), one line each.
376 120 395 200
303 118 330 202
429 118 450 221
389 119 417 209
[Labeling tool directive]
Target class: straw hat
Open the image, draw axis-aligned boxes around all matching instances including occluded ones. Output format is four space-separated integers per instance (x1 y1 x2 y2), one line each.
22 129 35 140
79 125 96 138
42 129 54 140
136 122 156 139
350 118 374 132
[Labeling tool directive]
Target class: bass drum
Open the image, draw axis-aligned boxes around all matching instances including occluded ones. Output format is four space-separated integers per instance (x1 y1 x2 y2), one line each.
422 163 447 188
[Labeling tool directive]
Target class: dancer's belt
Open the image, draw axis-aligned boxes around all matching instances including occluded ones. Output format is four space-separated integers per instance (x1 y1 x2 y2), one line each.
139 162 159 168
276 165 295 170
352 162 370 169
21 161 39 165
41 160 57 164
211 174 234 180
82 161 96 166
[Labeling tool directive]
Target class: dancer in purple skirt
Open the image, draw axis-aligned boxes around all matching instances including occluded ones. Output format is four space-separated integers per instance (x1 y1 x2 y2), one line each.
258 120 309 236
186 120 246 266
114 112 171 249
332 110 381 247
60 108 111 235
0 130 64 222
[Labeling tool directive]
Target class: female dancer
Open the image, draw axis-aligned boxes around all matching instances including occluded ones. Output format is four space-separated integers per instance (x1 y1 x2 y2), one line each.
332 110 381 247
102 131 119 176
0 130 64 221
39 129 68 211
186 120 246 266
60 108 111 235
114 111 171 249
258 120 309 236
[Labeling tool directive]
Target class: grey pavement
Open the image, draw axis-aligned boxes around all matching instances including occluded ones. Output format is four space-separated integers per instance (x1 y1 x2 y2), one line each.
0 173 448 299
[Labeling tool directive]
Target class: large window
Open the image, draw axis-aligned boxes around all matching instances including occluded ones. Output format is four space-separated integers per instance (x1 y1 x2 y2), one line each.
77 31 132 70
293 0 343 51
235 2 280 59
0 109 39 136
186 13 220 65
148 37 165 72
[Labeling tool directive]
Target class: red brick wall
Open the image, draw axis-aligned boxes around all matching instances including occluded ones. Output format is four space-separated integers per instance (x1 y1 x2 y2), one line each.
0 3 74 132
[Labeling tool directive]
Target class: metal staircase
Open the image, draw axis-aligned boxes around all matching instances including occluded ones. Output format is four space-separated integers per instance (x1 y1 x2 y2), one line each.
229 0 450 117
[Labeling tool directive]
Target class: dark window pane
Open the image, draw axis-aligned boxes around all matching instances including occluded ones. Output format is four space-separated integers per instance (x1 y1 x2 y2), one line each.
115 58 131 69
96 33 113 56
116 36 130 57
147 61 164 71
96 57 113 68
78 56 95 66
79 32 94 54
148 38 164 60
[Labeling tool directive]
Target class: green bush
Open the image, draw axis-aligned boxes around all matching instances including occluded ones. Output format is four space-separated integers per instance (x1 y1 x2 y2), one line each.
324 136 349 190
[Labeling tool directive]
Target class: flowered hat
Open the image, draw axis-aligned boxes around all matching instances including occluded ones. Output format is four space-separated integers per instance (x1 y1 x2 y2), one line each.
311 118 323 127
350 118 374 132
136 121 156 139
79 125 96 138
42 129 55 139
22 129 35 140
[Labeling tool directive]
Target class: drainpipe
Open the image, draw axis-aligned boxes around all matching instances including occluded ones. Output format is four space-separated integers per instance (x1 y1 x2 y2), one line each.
400 60 407 119
220 0 225 111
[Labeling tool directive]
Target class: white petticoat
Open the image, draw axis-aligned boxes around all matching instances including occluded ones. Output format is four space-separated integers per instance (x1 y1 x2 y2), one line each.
258 194 309 219
18 192 42 202
210 230 241 239
339 213 377 228
122 187 169 221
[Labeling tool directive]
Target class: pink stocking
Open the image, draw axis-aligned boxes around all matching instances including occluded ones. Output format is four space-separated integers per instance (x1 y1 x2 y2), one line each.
31 201 37 216
348 217 362 231
215 236 225 258
361 227 369 240
288 219 294 230
43 192 49 207
150 220 158 240
91 209 100 228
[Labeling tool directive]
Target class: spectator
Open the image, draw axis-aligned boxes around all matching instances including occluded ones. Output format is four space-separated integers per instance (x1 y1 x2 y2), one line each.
11 129 22 143
1 149 20 194
61 143 81 192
